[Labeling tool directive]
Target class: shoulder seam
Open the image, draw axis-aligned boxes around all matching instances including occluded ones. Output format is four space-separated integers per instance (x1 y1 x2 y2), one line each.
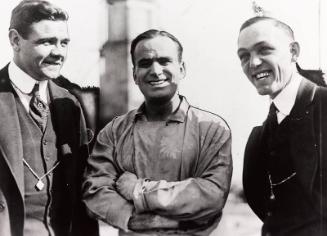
189 105 231 130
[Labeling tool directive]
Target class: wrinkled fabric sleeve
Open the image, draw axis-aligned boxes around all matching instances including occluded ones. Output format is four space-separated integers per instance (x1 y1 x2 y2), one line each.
132 122 232 222
82 120 134 231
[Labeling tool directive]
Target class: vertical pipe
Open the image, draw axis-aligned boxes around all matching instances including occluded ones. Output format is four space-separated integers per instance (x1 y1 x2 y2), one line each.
318 0 321 69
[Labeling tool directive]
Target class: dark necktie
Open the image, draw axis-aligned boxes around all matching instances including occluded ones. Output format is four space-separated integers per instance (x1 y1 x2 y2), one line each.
267 102 278 131
29 83 49 131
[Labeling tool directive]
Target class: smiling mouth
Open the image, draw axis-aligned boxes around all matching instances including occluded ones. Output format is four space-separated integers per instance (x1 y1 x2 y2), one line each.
148 80 168 86
252 70 272 80
43 61 61 66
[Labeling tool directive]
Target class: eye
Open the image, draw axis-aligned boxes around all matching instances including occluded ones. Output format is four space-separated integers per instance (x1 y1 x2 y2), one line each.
157 58 171 66
137 59 153 68
41 40 52 46
36 38 55 46
61 40 70 47
238 53 250 64
259 46 273 55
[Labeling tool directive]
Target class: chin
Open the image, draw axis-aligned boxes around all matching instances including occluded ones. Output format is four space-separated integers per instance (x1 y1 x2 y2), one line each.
256 88 271 96
43 71 61 80
146 94 173 104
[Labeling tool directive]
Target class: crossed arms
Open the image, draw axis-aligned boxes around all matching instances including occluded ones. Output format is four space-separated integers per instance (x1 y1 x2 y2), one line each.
82 119 232 232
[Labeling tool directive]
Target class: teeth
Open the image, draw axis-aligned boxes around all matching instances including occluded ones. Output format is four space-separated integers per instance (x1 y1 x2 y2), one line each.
45 62 60 65
149 80 165 85
255 72 269 79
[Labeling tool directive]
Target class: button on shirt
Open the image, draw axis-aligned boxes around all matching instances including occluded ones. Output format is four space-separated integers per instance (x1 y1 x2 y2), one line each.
8 61 48 112
272 73 302 124
83 96 233 235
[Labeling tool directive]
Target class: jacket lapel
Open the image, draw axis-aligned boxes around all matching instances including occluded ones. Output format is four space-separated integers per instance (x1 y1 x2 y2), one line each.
0 65 24 196
288 78 318 194
48 81 78 188
48 80 77 148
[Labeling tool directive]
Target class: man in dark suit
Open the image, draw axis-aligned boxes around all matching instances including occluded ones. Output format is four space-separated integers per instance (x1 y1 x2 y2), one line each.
237 16 327 236
0 1 98 235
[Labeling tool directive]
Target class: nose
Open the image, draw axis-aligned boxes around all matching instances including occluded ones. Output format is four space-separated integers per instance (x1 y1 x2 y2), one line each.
249 54 262 68
51 43 66 58
150 62 163 76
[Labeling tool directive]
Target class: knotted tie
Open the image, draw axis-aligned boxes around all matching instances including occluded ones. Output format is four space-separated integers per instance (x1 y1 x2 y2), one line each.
266 102 280 204
267 102 278 131
29 83 48 131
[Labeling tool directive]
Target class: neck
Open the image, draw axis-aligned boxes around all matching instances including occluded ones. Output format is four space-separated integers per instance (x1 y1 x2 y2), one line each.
270 66 297 100
144 94 181 121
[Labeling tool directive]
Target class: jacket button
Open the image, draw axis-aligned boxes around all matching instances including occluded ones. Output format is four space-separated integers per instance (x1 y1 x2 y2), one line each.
0 201 5 212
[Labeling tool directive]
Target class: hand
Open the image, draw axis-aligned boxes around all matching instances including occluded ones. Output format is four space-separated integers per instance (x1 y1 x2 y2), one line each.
116 171 138 201
128 213 179 231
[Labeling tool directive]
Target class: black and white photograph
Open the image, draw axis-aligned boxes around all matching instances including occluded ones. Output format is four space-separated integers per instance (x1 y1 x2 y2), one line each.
0 0 326 235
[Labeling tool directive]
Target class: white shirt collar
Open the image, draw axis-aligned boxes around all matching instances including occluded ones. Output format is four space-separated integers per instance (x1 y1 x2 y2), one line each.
8 61 48 102
272 72 302 117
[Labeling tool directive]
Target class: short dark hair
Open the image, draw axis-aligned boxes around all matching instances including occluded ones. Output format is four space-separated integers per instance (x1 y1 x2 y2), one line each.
9 0 69 39
240 16 295 40
130 29 183 65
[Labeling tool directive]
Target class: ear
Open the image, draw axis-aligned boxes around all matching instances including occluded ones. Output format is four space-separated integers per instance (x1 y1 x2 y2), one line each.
290 42 300 62
9 29 22 52
132 67 138 85
180 61 186 79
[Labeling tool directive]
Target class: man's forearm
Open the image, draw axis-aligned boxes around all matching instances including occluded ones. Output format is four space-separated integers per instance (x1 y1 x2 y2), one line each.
128 213 179 231
131 177 229 221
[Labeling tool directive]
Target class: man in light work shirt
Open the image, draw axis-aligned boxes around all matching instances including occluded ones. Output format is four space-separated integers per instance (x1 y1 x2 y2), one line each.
83 29 233 235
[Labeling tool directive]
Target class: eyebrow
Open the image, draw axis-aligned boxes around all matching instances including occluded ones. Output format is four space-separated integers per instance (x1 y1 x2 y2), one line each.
137 58 152 63
137 56 172 62
34 37 70 43
237 41 267 54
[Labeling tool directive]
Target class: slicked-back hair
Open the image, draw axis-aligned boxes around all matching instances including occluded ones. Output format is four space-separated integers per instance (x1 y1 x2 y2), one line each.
239 16 295 41
130 29 183 66
9 0 69 39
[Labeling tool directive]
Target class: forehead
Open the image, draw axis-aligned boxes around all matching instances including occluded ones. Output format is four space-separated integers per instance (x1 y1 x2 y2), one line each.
134 36 179 59
28 20 69 39
237 20 291 50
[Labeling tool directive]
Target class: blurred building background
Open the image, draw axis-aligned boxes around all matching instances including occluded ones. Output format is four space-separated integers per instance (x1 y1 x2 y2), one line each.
1 0 326 235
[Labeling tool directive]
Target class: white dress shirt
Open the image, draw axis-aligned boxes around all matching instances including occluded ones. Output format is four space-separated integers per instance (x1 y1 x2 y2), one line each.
8 61 48 112
272 72 302 124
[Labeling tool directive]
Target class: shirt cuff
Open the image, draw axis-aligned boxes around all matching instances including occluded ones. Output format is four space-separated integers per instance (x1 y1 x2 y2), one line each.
105 201 134 232
133 178 149 213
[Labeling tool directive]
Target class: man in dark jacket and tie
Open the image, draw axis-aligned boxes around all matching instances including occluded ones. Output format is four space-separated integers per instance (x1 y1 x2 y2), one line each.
0 1 98 235
237 16 327 236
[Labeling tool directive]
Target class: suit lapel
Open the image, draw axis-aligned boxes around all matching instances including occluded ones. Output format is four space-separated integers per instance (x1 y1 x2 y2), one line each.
288 78 318 194
0 65 24 196
48 81 77 188
48 80 75 147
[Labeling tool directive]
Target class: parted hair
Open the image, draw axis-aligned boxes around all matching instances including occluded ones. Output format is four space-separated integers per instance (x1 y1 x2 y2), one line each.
130 29 183 65
9 0 68 39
